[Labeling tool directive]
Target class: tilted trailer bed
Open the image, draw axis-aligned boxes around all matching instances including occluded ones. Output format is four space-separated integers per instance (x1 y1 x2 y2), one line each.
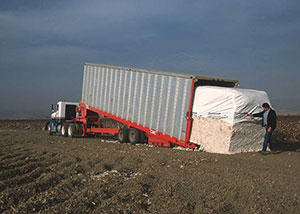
61 63 238 149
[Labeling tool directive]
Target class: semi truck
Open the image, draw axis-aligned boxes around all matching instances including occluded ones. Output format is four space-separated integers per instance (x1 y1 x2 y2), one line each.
47 62 240 149
47 63 271 153
45 101 79 134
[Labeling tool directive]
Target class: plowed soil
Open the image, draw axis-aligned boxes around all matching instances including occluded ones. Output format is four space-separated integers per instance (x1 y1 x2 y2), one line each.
0 116 300 214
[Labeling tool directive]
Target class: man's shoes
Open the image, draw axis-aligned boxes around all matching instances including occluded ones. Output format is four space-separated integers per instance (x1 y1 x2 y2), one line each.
271 150 281 154
261 151 269 155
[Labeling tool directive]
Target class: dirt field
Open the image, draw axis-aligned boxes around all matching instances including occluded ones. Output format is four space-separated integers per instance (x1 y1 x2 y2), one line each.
0 116 300 214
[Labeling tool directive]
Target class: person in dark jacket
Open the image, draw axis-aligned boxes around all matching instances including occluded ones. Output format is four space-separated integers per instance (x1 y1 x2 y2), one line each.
248 103 277 154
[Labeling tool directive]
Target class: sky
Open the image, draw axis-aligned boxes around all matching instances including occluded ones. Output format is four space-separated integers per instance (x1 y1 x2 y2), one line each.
0 0 299 118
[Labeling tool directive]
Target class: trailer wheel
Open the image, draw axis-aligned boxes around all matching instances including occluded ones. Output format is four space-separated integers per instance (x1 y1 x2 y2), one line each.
129 128 140 144
140 131 147 143
68 124 76 138
118 128 129 143
61 123 68 137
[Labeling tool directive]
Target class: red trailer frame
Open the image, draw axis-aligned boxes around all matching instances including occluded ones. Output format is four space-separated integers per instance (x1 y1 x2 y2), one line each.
71 79 197 149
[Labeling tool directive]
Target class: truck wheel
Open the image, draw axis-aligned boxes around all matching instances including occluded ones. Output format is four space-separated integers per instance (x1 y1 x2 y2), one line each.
68 124 76 138
61 124 68 137
56 124 62 133
44 121 50 131
129 128 140 144
48 126 53 135
118 128 129 143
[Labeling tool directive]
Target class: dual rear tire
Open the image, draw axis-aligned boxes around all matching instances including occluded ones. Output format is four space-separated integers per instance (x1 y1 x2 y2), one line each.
68 124 76 138
61 123 77 138
128 128 140 144
118 128 129 143
118 128 146 144
61 124 68 137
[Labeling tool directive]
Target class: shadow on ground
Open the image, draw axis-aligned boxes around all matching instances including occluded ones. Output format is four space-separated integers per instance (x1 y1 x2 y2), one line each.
274 141 300 152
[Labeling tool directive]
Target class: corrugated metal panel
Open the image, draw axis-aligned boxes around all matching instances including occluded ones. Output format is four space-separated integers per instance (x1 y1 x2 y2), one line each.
85 62 238 85
82 63 192 140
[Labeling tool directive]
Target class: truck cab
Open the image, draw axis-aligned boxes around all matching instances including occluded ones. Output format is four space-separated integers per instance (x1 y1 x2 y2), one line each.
45 101 79 134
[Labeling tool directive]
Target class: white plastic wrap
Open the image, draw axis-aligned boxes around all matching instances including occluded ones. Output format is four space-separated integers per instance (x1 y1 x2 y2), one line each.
192 86 270 124
190 86 271 154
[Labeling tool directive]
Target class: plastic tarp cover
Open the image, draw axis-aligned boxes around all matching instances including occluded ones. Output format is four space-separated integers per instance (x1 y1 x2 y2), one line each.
190 86 271 154
192 86 271 125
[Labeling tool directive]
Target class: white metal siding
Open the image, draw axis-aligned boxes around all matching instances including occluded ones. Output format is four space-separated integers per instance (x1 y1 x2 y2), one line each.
82 64 192 140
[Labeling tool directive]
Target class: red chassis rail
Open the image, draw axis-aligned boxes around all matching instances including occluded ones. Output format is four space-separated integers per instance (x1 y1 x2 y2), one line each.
74 79 196 149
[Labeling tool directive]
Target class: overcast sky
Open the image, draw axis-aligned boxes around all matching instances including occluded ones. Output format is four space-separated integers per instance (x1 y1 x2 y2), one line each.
0 0 299 118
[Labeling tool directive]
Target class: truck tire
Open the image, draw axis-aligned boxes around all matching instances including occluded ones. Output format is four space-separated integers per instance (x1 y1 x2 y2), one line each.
56 123 62 133
68 124 76 138
44 121 50 131
129 128 140 144
61 123 68 137
48 126 53 135
140 131 147 143
118 128 129 143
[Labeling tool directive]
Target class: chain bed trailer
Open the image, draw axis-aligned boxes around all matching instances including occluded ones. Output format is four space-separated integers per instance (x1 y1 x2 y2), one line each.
62 63 238 149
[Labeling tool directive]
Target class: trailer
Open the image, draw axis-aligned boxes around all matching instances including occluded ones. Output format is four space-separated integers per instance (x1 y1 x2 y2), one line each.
57 63 238 149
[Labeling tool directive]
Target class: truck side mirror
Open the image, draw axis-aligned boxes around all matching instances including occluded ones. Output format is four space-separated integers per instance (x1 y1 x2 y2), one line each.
51 104 55 113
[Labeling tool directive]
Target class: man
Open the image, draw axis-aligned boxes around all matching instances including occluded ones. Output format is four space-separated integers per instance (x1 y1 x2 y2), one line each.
248 103 277 154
